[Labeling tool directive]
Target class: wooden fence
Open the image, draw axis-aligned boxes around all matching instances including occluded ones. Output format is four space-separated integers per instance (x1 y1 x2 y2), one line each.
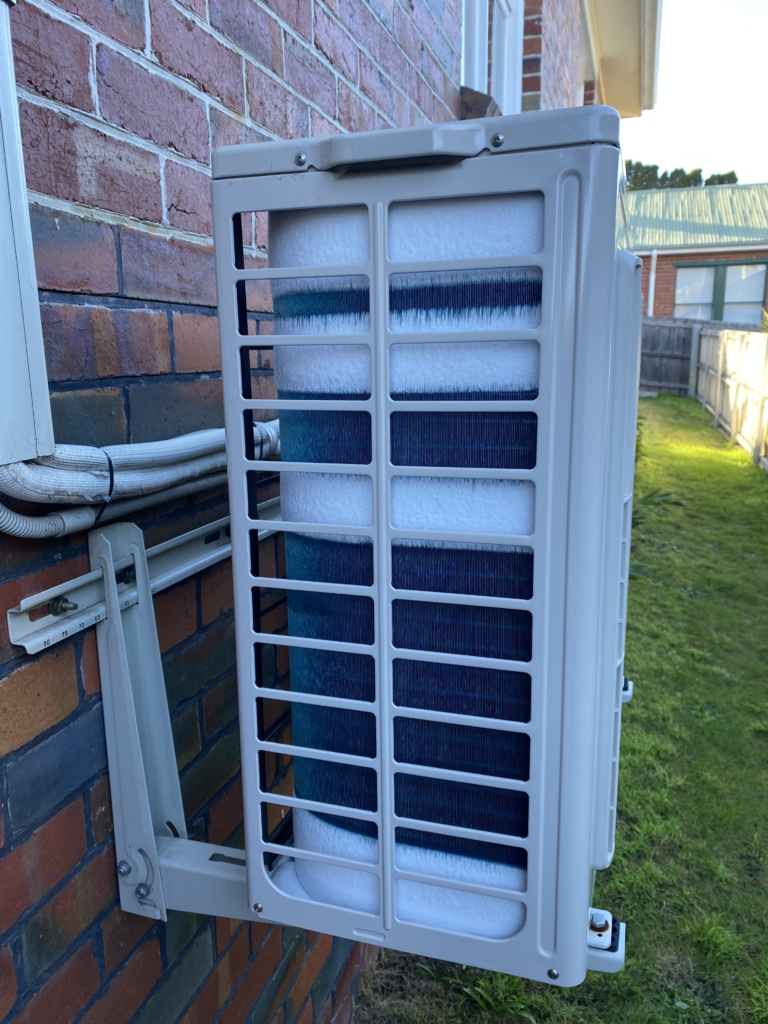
640 319 696 395
695 328 768 470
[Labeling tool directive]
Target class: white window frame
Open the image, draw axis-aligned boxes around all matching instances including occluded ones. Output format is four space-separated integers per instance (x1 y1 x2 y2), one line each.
462 0 490 95
0 0 54 465
490 0 524 115
462 0 524 115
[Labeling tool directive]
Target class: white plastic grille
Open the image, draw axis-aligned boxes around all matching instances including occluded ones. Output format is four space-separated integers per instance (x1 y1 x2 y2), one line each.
213 139 623 984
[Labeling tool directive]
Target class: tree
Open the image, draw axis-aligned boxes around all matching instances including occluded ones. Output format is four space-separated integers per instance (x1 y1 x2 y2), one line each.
626 160 661 190
705 171 738 186
661 167 703 188
625 160 738 191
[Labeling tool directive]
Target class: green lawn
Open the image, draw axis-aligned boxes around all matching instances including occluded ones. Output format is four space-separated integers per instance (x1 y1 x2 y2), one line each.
354 396 768 1024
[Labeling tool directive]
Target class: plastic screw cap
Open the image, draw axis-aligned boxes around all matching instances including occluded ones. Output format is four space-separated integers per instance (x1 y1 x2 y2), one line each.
547 969 559 980
295 153 307 167
491 133 504 148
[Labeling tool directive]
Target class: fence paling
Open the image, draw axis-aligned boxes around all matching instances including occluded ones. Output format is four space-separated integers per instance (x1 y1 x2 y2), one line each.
695 328 768 471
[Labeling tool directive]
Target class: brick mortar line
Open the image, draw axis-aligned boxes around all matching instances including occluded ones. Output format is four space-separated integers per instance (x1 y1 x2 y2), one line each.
27 189 215 246
48 369 228 391
30 187 267 264
143 0 152 55
37 290 225 315
159 154 169 229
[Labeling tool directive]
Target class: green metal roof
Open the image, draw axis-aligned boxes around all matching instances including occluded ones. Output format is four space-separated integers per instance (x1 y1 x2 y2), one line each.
626 182 768 251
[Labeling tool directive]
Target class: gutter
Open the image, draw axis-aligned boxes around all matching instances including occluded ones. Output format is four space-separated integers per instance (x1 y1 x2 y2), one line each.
634 244 768 257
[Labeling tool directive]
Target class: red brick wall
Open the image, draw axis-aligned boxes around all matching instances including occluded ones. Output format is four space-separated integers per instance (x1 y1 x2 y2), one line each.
540 0 578 110
583 79 600 105
522 0 542 110
639 250 768 317
521 0 578 112
1 0 463 1020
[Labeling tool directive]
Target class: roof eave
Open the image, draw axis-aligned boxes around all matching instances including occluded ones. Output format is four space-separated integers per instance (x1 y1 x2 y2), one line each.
590 0 662 117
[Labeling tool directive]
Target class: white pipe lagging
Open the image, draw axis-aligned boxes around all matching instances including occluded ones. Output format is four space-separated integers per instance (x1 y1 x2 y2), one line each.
0 472 230 539
0 420 279 539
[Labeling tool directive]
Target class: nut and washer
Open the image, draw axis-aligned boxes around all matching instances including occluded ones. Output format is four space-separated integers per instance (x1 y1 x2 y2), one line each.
491 133 504 148
253 903 263 913
295 152 307 167
117 860 132 877
589 910 610 933
135 883 151 900
49 595 78 616
547 968 559 980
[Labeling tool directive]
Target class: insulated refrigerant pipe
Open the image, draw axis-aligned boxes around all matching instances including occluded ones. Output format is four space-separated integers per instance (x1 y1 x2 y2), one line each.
0 421 279 505
0 473 229 539
0 419 279 538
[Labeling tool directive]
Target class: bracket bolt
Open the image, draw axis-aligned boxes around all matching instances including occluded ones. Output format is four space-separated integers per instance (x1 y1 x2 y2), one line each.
253 903 263 914
294 152 307 167
491 133 504 148
117 860 132 877
135 883 151 900
122 566 137 585
49 595 78 616
547 969 559 980
589 911 610 933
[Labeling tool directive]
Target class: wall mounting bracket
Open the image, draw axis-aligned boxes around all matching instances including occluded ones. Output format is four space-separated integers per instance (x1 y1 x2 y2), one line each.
86 520 272 924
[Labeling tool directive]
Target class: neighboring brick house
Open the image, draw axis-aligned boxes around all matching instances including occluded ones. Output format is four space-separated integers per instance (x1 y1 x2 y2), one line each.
0 1 660 1023
628 183 768 323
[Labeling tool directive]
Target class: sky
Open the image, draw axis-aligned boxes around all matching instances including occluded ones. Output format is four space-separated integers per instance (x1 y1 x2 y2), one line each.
619 0 768 185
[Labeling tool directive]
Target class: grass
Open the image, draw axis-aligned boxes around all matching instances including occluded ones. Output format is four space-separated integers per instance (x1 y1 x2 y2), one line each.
353 396 768 1024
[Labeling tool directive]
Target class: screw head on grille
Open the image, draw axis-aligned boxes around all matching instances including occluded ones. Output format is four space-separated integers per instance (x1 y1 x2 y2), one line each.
491 133 504 148
253 903 263 913
547 968 559 980
295 152 307 167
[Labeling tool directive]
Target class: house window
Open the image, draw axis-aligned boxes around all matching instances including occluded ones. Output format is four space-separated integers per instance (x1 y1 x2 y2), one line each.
723 265 767 323
674 266 715 320
674 263 767 323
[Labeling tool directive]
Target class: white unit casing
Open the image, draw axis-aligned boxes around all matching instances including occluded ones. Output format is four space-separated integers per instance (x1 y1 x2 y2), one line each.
0 0 54 465
211 106 641 987
591 249 642 871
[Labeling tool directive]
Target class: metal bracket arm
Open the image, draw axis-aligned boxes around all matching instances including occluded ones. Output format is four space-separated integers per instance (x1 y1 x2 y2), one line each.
89 526 169 921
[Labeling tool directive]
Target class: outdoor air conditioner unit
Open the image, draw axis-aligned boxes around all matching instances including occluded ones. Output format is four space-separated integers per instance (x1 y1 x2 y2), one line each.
211 106 642 987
